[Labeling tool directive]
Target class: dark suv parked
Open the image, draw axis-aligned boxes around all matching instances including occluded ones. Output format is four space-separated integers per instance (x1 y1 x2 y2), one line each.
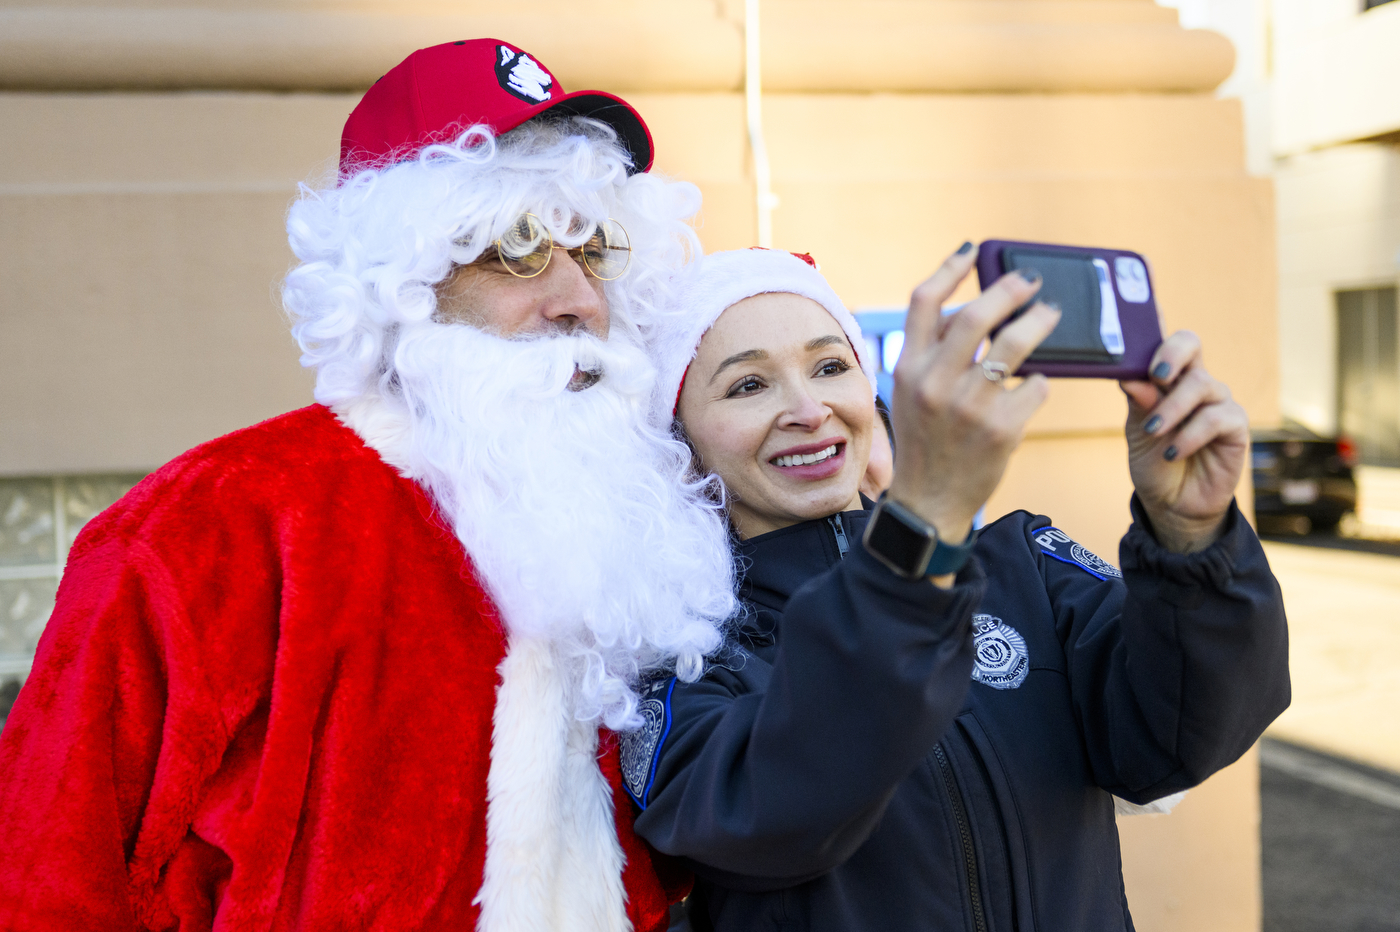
1251 423 1358 534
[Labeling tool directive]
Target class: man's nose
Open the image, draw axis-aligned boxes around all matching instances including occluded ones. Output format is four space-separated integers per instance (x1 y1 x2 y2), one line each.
538 248 608 335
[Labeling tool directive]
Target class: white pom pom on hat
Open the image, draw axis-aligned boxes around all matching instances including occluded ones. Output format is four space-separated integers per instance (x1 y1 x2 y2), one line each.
654 247 878 420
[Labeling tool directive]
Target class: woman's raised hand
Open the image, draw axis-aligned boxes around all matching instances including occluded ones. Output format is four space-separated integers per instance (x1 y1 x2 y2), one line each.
886 244 1060 548
1120 332 1248 553
887 245 1245 557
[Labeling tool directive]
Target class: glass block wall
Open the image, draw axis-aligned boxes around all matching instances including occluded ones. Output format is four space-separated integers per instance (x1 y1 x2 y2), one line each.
0 474 146 727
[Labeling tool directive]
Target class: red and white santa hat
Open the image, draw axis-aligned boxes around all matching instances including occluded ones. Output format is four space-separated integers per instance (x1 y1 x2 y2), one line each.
655 248 879 418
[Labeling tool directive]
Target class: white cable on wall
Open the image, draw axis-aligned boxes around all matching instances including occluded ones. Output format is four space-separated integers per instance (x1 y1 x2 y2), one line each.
745 0 776 248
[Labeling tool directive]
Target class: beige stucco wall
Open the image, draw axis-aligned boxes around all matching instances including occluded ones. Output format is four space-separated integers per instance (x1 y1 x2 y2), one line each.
0 3 1277 930
0 88 1279 514
0 92 339 474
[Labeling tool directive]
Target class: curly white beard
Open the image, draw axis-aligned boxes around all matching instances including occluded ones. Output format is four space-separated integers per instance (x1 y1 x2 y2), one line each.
338 319 735 731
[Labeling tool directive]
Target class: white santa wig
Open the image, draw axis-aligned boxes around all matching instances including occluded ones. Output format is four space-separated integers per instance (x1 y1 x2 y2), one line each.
281 116 737 731
283 115 701 407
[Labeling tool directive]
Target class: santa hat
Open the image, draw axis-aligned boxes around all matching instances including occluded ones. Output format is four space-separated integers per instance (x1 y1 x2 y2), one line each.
654 248 879 419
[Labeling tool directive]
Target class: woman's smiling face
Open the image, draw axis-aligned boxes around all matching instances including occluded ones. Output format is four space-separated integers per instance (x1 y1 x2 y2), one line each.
676 292 874 539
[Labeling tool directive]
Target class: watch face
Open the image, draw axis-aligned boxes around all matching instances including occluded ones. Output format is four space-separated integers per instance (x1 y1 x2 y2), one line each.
866 502 936 576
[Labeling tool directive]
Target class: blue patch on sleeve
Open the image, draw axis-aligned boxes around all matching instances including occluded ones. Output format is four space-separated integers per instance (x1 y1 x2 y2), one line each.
619 677 676 809
1032 527 1123 581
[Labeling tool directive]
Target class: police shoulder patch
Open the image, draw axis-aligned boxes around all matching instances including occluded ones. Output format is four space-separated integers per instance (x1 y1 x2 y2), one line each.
1032 526 1122 580
619 677 675 808
971 614 1029 690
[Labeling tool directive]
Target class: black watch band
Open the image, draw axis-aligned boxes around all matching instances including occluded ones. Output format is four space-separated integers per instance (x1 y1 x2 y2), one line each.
861 495 978 579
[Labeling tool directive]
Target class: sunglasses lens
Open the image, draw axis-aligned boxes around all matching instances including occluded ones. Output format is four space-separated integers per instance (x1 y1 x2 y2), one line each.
496 214 552 277
581 219 632 281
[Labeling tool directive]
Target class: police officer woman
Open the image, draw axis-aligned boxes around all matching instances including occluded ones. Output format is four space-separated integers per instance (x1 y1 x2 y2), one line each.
627 245 1290 932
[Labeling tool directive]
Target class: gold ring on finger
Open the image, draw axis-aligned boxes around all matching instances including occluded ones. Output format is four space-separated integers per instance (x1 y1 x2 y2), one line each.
981 360 1010 383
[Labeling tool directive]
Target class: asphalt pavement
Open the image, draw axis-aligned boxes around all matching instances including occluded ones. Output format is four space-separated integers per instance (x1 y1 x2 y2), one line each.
1261 533 1400 931
1262 739 1400 932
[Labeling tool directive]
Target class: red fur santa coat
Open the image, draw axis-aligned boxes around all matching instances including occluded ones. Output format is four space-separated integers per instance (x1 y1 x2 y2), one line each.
0 404 685 931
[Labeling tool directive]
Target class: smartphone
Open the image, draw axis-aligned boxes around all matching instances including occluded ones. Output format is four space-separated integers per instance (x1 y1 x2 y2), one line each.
975 239 1163 380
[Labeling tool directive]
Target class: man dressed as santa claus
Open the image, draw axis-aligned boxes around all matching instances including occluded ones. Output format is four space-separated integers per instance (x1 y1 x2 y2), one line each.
0 39 737 932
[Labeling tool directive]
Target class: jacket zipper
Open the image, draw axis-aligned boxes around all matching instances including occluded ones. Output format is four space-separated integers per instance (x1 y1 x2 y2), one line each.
933 742 989 932
827 515 850 559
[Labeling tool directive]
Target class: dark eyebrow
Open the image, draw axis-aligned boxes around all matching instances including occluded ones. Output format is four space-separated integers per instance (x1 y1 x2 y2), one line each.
807 335 848 352
707 336 849 386
709 349 768 384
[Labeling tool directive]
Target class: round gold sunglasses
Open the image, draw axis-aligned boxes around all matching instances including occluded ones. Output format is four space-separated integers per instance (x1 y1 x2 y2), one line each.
484 212 632 282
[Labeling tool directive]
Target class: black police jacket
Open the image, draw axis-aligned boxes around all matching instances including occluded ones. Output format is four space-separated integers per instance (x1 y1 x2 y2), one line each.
625 497 1290 932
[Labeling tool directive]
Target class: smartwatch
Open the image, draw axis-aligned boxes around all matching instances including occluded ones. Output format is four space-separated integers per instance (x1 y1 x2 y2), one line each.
862 495 977 579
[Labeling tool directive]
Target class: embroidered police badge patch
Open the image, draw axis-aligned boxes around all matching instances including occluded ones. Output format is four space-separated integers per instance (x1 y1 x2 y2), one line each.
620 679 673 807
1033 526 1122 580
1070 542 1121 579
971 614 1029 690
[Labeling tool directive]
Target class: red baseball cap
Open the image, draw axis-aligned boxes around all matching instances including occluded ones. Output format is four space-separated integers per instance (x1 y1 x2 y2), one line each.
340 39 654 175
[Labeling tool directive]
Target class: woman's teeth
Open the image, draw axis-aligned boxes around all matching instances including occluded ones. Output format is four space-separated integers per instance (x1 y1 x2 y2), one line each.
773 444 839 468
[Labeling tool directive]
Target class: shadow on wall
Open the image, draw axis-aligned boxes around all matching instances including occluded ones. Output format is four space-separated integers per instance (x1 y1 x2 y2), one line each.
0 678 18 728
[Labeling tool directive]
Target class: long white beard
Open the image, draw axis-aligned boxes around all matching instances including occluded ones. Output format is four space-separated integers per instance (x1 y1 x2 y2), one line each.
336 321 736 932
349 320 735 729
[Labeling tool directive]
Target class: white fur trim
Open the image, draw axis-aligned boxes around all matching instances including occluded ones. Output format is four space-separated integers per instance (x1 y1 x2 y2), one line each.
555 713 631 932
335 414 642 931
652 248 878 420
476 636 631 932
1113 790 1187 817
332 395 415 476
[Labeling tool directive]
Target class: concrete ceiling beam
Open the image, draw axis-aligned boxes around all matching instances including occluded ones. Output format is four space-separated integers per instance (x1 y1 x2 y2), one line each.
0 2 1233 94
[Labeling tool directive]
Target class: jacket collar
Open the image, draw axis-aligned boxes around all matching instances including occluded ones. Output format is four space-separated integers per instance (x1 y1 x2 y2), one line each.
737 503 873 620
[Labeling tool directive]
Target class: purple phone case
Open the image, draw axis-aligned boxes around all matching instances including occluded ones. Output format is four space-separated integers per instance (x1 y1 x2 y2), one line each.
976 239 1163 380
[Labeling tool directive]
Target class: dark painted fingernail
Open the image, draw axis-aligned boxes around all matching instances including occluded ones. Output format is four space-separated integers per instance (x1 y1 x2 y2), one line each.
1163 445 1178 462
1144 415 1162 434
1019 268 1041 285
1152 361 1171 380
957 241 973 255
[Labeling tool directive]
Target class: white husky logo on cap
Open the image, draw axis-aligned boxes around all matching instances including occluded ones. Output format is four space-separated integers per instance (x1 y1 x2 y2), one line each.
495 46 553 103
